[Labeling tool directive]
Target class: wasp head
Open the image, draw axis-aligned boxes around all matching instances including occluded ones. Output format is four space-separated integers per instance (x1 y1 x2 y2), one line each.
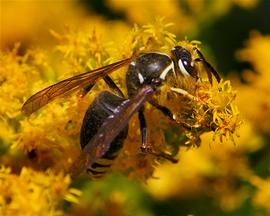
171 45 221 85
171 46 199 80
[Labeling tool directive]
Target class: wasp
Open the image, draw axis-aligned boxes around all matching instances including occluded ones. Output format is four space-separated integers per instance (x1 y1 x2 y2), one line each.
22 45 220 178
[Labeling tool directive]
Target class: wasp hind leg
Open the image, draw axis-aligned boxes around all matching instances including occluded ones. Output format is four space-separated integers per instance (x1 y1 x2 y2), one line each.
138 109 178 163
78 82 95 98
103 75 124 97
79 75 124 98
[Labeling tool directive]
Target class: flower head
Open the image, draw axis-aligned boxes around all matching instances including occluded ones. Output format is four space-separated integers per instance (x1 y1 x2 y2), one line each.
0 166 80 216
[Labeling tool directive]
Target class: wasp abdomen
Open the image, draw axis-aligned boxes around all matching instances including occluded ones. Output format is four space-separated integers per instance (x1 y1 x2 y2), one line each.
80 91 128 178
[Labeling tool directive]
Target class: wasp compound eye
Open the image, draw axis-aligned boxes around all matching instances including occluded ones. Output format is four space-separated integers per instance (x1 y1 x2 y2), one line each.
171 46 196 78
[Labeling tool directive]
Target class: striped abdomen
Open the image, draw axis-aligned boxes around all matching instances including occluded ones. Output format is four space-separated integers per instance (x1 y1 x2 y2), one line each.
80 91 128 178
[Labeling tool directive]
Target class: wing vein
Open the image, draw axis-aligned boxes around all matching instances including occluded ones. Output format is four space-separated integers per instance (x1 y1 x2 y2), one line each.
22 57 132 115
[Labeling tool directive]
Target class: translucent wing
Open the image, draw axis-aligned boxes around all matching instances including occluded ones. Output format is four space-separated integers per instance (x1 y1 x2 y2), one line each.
69 85 154 177
22 58 132 116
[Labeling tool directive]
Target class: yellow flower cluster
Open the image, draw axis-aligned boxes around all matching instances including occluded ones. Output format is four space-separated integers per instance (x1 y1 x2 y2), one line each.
1 17 240 184
152 40 241 148
0 166 81 216
250 175 270 214
196 80 241 144
235 32 270 213
0 0 265 213
1 0 258 51
147 31 270 214
236 32 270 132
107 0 259 35
0 44 41 119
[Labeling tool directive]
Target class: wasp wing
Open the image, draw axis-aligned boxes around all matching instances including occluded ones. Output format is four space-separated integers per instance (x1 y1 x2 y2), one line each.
69 85 154 177
22 58 132 116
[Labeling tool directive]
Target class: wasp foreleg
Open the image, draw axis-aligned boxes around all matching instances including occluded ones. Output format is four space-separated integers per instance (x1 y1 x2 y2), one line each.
138 108 178 163
149 100 175 121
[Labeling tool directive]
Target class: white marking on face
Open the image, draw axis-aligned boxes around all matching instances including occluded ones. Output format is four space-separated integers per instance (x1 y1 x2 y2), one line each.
178 59 190 76
130 61 136 66
138 72 144 84
159 62 174 80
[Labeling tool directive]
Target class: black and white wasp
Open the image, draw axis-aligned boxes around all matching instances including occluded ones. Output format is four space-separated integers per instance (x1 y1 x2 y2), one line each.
22 45 220 178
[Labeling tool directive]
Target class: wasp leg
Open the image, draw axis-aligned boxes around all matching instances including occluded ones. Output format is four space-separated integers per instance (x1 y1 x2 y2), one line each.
103 75 124 98
138 108 178 163
79 75 124 98
149 100 194 130
170 87 200 102
78 83 95 98
149 100 174 120
138 108 147 145
193 47 221 83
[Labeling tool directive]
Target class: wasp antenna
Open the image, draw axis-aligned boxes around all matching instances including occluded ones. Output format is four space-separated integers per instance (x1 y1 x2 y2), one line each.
207 68 213 85
205 60 221 83
194 48 221 83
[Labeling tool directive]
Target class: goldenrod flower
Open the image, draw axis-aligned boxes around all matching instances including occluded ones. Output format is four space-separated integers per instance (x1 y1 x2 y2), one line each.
0 7 249 214
236 32 270 132
250 175 270 214
0 166 80 216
